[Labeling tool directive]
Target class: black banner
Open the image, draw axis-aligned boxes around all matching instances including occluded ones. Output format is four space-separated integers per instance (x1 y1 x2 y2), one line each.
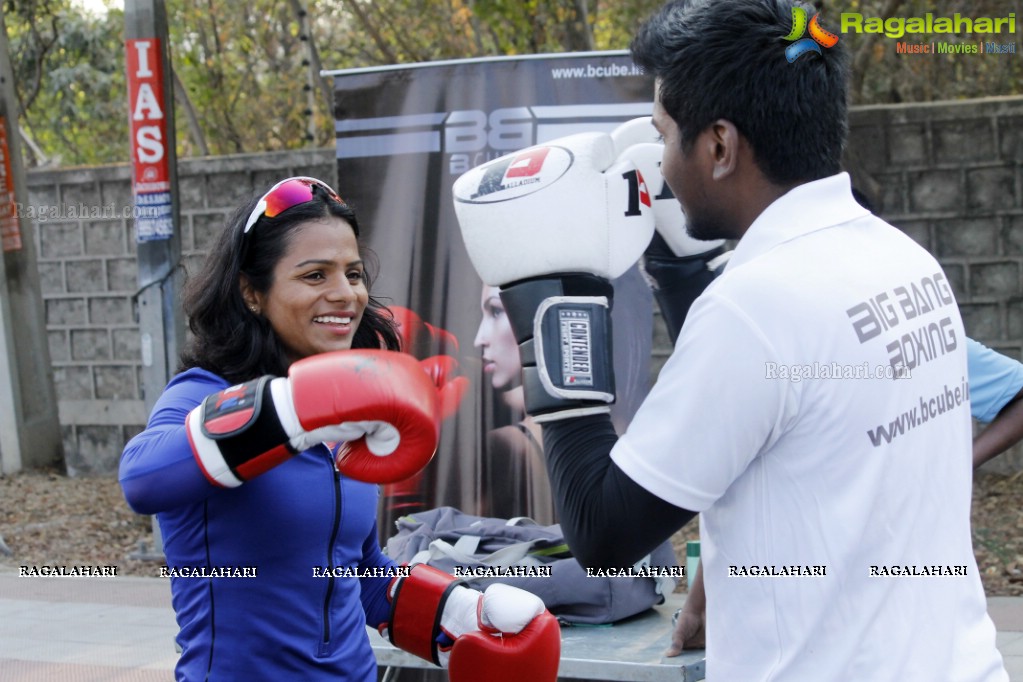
328 52 656 537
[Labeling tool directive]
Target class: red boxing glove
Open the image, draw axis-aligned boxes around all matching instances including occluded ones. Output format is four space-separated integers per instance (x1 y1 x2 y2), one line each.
296 352 441 484
386 564 559 676
418 356 469 421
187 350 441 487
390 305 460 358
382 309 470 513
389 306 468 419
449 611 561 682
381 356 469 512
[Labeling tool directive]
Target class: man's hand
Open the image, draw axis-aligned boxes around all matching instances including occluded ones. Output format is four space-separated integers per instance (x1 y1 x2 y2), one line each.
665 559 706 657
666 605 706 656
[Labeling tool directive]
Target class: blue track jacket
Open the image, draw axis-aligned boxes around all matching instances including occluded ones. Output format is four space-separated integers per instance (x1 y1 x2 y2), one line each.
119 368 397 681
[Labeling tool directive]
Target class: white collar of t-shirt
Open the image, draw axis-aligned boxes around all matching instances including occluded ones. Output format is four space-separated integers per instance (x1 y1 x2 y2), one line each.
725 172 871 272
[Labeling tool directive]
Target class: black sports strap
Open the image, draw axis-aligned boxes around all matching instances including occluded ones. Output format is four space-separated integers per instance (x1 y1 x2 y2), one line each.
541 413 696 569
643 235 725 345
199 377 295 474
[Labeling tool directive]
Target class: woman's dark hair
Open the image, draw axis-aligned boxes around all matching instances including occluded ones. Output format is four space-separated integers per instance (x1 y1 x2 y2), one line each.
179 180 400 383
631 0 850 186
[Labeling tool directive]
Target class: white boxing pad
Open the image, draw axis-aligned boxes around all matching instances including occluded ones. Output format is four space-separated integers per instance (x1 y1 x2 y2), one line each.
479 583 545 633
453 132 655 287
610 117 724 258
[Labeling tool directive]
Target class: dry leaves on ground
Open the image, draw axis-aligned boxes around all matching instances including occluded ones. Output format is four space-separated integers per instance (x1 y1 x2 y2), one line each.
971 470 1023 596
0 467 1020 595
668 470 1023 596
0 468 154 576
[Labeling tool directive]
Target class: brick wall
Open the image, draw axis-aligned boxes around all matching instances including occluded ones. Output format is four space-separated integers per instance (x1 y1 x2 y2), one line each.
25 96 1023 475
26 149 336 476
847 96 1023 358
843 96 1023 474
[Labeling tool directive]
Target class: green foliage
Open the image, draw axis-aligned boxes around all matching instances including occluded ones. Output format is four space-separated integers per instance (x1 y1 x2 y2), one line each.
315 0 664 64
827 0 1022 104
5 0 126 166
166 0 327 155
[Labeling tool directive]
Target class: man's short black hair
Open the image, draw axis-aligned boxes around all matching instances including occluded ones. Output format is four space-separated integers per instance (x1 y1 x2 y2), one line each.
631 0 850 186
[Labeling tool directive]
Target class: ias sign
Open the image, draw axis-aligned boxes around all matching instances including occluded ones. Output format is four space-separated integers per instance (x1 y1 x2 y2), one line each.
126 38 173 241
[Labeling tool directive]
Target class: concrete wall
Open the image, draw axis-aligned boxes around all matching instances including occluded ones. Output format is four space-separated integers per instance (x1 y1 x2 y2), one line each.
849 96 1023 474
848 96 1023 360
26 149 336 476
24 96 1023 476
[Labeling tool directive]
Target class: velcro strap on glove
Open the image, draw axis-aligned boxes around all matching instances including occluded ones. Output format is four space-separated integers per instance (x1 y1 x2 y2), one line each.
533 296 613 404
188 376 296 487
388 564 466 665
499 275 615 421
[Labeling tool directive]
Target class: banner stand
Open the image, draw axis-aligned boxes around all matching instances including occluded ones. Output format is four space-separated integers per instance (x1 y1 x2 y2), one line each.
325 52 656 542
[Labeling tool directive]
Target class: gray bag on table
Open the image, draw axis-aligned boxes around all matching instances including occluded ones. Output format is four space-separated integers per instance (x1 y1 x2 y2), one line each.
384 506 678 625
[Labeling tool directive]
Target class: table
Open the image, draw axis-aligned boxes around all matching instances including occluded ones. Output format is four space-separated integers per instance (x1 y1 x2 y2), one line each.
367 592 706 681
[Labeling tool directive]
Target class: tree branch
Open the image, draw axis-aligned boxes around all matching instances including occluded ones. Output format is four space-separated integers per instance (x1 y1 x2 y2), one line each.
570 0 594 52
345 0 398 64
849 0 906 102
171 63 209 156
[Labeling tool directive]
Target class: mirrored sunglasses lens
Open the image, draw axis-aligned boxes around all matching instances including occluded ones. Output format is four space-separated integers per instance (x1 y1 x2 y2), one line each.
262 180 316 219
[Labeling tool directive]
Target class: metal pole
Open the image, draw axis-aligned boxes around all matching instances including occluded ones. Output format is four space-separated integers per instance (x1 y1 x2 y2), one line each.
124 0 183 560
0 7 63 474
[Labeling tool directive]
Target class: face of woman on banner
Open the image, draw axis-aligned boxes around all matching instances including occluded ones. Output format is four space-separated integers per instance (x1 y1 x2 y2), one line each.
474 285 521 391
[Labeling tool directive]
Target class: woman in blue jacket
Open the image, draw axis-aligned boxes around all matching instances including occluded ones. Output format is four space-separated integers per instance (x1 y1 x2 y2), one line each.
119 177 557 681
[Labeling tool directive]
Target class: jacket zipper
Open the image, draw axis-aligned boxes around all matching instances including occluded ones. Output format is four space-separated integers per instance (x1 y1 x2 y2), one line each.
321 450 343 651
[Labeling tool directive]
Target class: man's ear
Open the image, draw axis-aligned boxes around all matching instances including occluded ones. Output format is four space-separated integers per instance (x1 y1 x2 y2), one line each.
708 119 741 181
240 275 261 315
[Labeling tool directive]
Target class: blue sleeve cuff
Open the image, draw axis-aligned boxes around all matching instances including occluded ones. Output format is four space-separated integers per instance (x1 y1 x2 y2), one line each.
967 338 1023 423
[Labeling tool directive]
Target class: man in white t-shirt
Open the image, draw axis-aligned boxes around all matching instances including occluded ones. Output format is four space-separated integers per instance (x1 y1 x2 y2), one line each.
645 223 1023 475
619 170 1002 680
453 1 1009 680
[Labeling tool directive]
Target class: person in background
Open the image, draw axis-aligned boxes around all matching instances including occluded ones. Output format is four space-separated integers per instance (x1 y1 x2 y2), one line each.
968 338 1023 467
118 176 558 681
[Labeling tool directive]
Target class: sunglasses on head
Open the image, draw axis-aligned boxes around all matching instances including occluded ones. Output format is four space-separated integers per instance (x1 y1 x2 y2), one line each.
243 176 349 234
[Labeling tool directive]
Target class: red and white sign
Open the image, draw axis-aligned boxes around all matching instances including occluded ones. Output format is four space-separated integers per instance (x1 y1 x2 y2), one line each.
0 117 22 252
125 38 173 240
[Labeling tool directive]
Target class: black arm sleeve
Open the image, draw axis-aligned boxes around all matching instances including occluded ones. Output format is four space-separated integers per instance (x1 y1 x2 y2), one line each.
542 413 697 569
642 234 724 344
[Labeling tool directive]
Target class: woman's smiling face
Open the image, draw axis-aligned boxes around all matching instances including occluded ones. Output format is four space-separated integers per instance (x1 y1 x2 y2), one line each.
246 216 368 363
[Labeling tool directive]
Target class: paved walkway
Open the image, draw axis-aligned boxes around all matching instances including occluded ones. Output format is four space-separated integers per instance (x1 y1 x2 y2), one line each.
0 570 176 681
0 569 1021 680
